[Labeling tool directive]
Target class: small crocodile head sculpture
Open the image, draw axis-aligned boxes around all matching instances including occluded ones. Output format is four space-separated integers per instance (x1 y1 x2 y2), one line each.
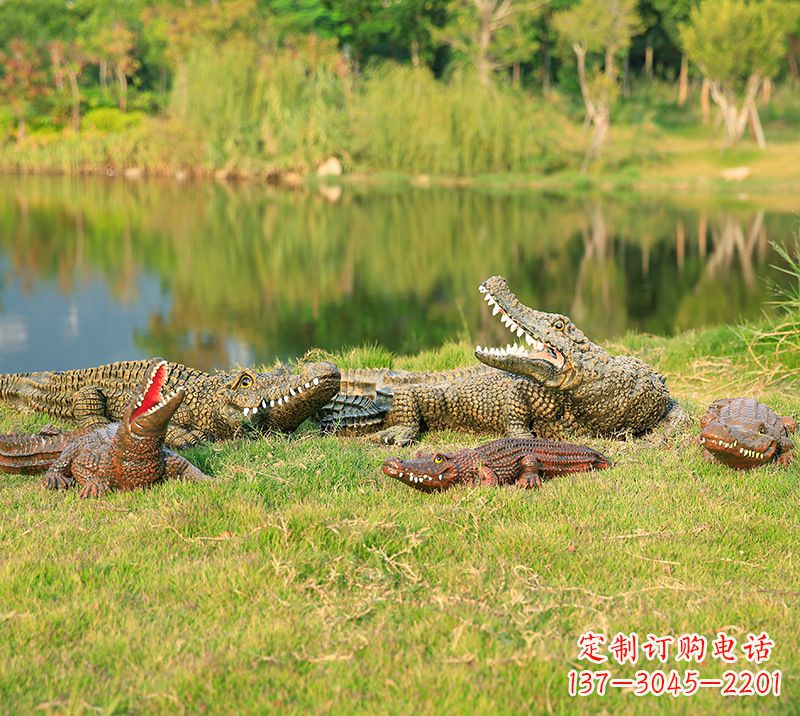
381 452 460 492
126 359 186 439
198 361 341 438
700 398 795 470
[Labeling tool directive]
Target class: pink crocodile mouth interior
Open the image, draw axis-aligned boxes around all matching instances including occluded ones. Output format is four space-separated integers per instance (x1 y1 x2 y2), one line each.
131 364 167 422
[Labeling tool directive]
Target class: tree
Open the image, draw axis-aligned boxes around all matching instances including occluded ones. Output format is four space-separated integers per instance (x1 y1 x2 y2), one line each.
681 0 797 148
0 38 49 139
553 0 642 171
648 0 694 104
437 0 544 86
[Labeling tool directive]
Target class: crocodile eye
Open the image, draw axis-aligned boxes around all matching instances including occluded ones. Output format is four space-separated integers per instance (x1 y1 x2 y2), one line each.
553 319 565 331
240 375 252 387
434 455 444 464
758 425 766 434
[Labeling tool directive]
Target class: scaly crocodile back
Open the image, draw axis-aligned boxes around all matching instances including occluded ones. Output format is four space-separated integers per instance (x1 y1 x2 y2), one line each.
318 365 490 433
473 437 611 479
0 361 206 419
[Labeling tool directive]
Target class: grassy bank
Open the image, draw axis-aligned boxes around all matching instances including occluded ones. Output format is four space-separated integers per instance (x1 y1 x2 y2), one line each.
1 318 798 714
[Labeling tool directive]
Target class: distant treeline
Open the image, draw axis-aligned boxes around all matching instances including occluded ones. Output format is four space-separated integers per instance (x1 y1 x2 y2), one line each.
0 0 799 175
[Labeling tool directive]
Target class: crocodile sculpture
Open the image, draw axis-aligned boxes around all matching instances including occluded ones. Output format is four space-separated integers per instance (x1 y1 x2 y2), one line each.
700 398 795 470
318 275 682 445
0 359 211 497
0 359 341 448
381 437 611 492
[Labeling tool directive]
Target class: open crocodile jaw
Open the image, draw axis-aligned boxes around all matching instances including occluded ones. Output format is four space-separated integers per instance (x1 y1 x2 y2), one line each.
700 431 778 469
128 361 185 438
474 282 566 377
381 457 455 491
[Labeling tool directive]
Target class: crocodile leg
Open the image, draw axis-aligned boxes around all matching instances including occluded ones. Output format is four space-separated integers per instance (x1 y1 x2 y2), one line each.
72 386 112 429
165 425 208 449
79 478 112 499
42 443 79 490
164 451 213 481
373 386 422 446
478 464 500 487
515 454 543 489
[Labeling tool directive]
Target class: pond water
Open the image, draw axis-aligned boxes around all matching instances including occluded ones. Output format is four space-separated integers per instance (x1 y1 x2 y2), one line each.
0 176 797 373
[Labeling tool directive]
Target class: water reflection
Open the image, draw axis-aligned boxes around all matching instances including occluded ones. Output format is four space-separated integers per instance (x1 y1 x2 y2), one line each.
0 176 796 372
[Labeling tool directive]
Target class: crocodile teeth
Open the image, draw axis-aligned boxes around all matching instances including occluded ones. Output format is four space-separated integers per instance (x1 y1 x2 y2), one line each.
290 388 296 397
525 334 534 346
261 400 267 409
492 305 501 316
243 407 250 416
487 297 496 307
296 386 303 393
252 406 258 415
516 327 524 338
313 378 319 385
305 382 311 389
508 321 518 332
483 293 491 302
479 285 487 293
270 400 275 407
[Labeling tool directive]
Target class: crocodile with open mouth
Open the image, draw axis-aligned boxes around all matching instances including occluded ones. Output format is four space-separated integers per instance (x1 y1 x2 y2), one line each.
700 397 795 469
0 358 340 448
0 359 211 497
318 275 681 445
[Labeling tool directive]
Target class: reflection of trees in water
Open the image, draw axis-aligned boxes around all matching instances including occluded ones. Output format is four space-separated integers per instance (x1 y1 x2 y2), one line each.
0 176 793 369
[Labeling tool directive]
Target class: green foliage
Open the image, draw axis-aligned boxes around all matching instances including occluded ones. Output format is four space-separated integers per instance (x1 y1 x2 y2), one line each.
351 64 575 175
169 39 349 171
680 0 796 87
82 106 144 132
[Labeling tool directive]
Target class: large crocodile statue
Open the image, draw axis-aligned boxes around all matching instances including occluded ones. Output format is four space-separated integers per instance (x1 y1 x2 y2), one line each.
381 437 611 492
0 359 211 497
700 397 795 470
0 358 340 448
318 275 683 445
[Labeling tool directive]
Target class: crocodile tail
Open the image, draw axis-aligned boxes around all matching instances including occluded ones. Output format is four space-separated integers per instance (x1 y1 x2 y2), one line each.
317 389 393 434
0 430 71 474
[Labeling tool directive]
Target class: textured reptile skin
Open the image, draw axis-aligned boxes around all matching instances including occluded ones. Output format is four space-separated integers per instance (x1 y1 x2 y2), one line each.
0 359 212 497
318 275 682 445
700 398 795 470
0 359 340 448
381 437 611 492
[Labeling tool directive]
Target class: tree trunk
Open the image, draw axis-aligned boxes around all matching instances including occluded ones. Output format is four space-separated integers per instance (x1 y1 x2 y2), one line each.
622 50 630 98
477 21 492 86
747 97 767 148
67 70 81 131
788 36 800 82
512 62 521 86
411 38 420 68
100 59 108 89
644 43 653 77
116 67 128 111
700 78 711 123
604 47 616 83
581 106 609 174
708 75 762 147
678 54 689 106
761 77 772 104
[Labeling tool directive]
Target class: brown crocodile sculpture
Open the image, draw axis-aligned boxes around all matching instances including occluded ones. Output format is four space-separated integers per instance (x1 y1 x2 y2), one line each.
318 275 683 445
381 437 611 492
0 359 211 497
0 358 340 448
700 398 795 470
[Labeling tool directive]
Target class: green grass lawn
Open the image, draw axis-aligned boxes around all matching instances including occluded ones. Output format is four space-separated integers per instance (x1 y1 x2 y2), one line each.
1 324 798 714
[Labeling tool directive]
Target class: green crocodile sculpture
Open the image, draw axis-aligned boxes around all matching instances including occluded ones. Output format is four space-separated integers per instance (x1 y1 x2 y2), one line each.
0 358 340 448
0 359 211 497
318 276 683 445
700 397 795 470
381 437 611 492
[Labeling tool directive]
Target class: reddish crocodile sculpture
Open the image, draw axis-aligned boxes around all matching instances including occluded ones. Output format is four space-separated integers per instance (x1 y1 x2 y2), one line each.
700 398 795 470
0 359 211 497
381 437 611 492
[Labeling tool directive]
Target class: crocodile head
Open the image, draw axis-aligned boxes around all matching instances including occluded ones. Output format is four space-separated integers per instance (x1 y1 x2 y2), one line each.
700 415 782 470
474 275 595 390
126 358 185 439
207 361 341 437
381 452 460 492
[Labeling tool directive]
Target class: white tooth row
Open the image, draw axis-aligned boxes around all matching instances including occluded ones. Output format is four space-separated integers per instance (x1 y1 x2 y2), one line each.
398 471 440 484
479 288 548 351
242 377 320 416
475 343 533 357
143 390 179 415
701 436 763 458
